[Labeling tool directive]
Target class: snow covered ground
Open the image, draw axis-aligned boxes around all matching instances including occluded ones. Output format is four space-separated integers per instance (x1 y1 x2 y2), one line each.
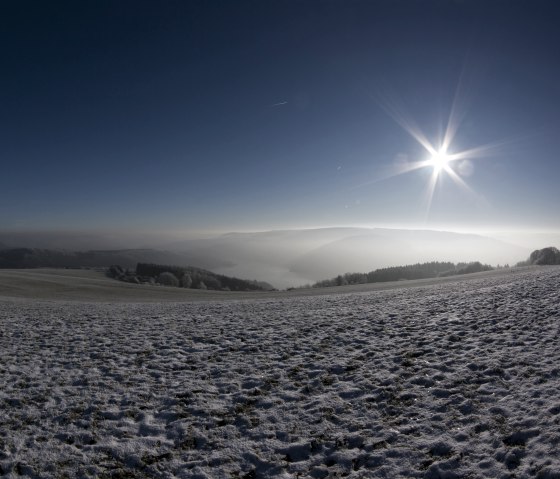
1 266 559 478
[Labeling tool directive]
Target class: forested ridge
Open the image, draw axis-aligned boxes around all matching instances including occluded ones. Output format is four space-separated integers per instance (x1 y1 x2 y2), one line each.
313 261 494 288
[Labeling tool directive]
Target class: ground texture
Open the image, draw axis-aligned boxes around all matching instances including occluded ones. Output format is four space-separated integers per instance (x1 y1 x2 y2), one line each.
1 267 560 478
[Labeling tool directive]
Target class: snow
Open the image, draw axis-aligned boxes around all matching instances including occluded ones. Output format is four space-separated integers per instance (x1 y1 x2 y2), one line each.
1 266 560 477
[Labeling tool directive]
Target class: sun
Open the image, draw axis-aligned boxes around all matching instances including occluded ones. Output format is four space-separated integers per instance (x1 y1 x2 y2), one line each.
428 148 452 173
361 80 510 217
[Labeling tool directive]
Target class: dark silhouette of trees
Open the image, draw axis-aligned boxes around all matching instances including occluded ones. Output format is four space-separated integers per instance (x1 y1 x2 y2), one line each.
438 261 493 277
156 272 179 286
528 246 560 265
180 273 192 288
0 248 34 268
135 263 269 291
313 261 494 288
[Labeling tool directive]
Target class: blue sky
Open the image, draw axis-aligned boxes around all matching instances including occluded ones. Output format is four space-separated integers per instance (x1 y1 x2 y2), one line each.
2 0 559 235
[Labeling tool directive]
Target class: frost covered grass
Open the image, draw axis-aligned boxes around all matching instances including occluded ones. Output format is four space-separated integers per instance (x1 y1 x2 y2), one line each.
1 267 560 478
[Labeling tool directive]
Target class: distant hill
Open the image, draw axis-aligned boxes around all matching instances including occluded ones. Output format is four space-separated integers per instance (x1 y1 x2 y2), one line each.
0 248 274 292
0 231 134 250
0 248 230 271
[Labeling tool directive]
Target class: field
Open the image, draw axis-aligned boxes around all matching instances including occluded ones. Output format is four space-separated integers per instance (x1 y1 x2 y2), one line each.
1 266 560 478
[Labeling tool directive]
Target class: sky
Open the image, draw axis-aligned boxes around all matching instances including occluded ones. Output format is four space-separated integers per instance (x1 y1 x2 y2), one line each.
2 0 560 237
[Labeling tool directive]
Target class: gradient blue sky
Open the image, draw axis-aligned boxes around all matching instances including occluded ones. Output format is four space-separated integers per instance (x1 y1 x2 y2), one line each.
2 0 559 236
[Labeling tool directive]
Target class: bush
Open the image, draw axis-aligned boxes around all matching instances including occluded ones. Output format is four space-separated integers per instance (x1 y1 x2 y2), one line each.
107 264 125 278
156 271 179 287
528 247 560 265
180 274 192 288
202 275 221 290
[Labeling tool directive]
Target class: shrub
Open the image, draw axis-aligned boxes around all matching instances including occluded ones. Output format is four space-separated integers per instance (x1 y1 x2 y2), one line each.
180 274 192 288
202 275 221 290
156 271 179 287
528 247 560 265
107 264 125 278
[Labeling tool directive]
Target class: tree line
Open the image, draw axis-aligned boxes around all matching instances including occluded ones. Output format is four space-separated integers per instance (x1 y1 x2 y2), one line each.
132 262 271 291
312 261 494 288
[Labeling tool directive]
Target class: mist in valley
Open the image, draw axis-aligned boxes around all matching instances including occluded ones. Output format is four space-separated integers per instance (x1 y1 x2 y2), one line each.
2 227 553 289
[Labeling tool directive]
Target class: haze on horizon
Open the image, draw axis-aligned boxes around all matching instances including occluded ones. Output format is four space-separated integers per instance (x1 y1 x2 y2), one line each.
2 1 560 240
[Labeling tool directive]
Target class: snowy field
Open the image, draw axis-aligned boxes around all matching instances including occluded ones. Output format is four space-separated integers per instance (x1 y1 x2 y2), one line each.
1 266 560 478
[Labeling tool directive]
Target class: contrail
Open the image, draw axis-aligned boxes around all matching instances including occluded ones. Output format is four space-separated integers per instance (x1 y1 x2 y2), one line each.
270 101 288 107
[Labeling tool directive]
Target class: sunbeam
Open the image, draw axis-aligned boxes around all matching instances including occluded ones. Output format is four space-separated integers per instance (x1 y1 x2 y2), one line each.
423 168 440 222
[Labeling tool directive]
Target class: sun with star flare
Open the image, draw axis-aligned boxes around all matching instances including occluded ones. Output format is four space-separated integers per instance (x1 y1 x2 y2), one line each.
361 79 512 218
